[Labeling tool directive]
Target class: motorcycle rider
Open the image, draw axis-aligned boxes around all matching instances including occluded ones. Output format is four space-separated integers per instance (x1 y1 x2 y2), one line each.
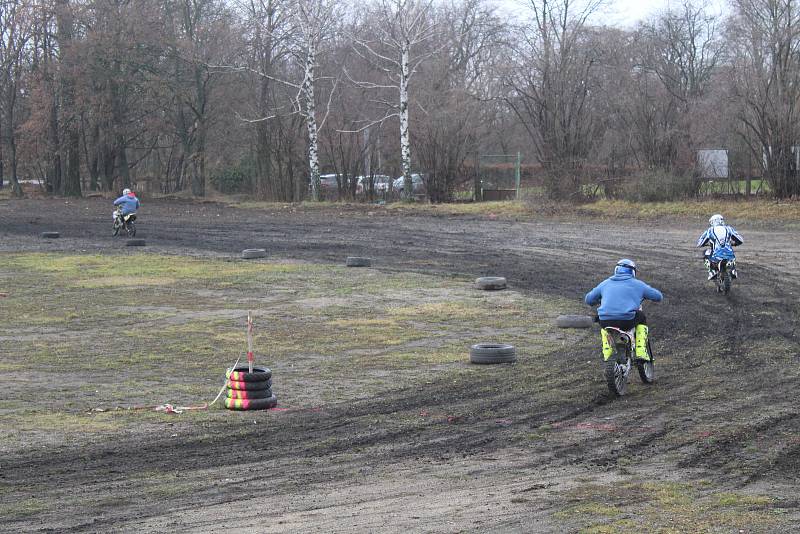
113 188 140 223
585 259 663 362
696 214 743 280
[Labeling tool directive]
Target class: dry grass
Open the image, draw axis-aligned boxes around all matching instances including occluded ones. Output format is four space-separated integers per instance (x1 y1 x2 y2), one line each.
574 198 800 222
554 480 786 533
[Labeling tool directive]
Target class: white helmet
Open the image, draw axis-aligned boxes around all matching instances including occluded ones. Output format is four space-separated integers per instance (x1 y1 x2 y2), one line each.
123 188 131 195
709 214 724 226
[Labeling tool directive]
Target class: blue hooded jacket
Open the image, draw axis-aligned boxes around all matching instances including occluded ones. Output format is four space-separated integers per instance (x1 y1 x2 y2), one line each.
113 194 140 215
584 273 663 321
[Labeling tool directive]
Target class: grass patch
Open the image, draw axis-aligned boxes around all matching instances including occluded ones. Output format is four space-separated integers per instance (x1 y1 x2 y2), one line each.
553 502 623 520
207 190 800 222
0 251 585 452
385 200 530 218
575 198 800 222
553 481 785 533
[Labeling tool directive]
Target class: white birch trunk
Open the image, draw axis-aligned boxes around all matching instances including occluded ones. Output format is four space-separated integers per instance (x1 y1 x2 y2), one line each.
304 41 321 202
399 43 412 201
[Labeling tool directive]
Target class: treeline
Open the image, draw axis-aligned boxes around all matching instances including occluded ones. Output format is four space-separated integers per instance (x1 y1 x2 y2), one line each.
0 0 799 201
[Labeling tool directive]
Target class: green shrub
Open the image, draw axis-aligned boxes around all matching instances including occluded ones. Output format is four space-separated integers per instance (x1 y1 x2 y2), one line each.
211 167 251 194
622 170 699 202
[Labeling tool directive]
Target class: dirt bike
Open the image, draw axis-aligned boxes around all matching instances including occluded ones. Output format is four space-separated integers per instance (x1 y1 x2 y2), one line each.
710 258 736 295
112 207 137 237
602 322 655 397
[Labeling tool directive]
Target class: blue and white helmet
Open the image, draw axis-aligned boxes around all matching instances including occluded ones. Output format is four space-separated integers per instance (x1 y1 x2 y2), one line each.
615 258 637 277
709 214 724 226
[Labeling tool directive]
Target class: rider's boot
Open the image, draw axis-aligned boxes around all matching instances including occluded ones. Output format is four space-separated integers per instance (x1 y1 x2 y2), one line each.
601 329 613 361
704 258 716 280
635 324 650 361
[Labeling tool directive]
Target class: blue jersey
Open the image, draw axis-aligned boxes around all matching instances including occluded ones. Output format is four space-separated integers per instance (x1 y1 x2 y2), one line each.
696 225 742 261
113 194 140 215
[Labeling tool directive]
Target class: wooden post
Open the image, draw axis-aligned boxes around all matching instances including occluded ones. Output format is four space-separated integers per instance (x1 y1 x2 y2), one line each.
247 312 254 374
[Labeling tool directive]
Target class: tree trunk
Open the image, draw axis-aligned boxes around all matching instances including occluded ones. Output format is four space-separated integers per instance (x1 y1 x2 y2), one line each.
116 134 130 188
191 120 205 197
303 42 321 201
400 44 412 201
48 97 61 194
57 0 81 197
6 83 21 197
63 129 81 197
86 123 100 191
0 119 4 190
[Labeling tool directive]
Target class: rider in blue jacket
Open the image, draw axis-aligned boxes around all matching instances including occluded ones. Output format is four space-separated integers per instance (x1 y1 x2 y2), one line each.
585 259 663 361
696 214 742 280
113 188 140 219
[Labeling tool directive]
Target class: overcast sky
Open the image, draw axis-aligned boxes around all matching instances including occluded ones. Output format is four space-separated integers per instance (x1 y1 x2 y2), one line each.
498 0 729 28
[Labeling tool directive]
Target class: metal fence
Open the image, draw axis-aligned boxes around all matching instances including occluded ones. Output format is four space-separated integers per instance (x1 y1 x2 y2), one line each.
477 153 521 201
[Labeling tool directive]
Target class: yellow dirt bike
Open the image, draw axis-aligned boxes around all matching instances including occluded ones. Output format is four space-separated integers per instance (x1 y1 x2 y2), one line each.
599 313 655 396
112 207 137 237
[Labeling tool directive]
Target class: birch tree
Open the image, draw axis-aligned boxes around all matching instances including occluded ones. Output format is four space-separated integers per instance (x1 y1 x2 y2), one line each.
294 0 337 201
351 0 440 200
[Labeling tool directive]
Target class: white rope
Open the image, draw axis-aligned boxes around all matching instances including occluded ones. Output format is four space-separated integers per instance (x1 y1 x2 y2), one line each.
209 353 243 407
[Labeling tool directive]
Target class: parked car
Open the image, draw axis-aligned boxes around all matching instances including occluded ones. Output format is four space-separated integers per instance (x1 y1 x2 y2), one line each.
317 174 340 191
356 174 392 195
308 174 340 199
392 173 426 194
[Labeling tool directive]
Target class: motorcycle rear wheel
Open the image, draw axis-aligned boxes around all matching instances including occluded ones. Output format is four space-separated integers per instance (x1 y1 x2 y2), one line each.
723 271 731 294
637 340 655 384
604 344 628 396
126 221 136 237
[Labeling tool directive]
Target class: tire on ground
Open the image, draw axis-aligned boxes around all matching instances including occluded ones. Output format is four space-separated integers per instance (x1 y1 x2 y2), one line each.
475 277 507 290
226 388 273 400
555 315 594 329
469 343 516 364
41 232 60 239
225 394 278 411
227 366 272 382
126 239 146 247
227 378 272 391
346 257 371 267
242 249 267 259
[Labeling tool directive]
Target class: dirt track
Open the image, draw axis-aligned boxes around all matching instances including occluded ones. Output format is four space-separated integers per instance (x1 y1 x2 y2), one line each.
1 197 799 532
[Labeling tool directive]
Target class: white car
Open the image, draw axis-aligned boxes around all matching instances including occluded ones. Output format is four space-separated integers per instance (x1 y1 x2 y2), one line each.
357 175 392 194
392 173 426 194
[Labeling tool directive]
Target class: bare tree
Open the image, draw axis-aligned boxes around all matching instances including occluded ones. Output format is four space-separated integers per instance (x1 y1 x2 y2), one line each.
413 0 505 201
632 0 722 170
502 0 604 199
0 0 33 196
54 0 81 196
161 0 234 197
728 0 800 198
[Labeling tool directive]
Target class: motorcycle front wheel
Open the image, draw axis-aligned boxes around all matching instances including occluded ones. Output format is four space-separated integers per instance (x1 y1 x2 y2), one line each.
112 221 120 237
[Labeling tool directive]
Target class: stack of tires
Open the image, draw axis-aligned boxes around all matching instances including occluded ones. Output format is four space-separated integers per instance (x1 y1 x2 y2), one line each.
224 366 277 411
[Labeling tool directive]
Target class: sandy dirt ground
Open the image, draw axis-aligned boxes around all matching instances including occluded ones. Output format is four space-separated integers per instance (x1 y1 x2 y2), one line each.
1 197 799 533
